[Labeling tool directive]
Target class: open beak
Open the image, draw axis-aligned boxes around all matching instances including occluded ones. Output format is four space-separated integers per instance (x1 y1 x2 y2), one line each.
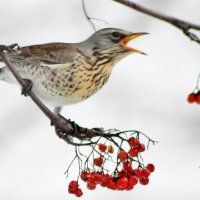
120 32 148 55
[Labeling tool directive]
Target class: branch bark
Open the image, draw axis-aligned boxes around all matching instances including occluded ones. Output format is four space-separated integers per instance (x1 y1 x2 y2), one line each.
113 0 200 44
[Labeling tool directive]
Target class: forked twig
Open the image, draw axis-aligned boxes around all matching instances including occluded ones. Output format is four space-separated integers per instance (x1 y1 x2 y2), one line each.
82 0 110 31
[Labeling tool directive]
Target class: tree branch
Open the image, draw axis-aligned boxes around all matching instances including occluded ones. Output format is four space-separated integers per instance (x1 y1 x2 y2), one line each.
113 0 200 44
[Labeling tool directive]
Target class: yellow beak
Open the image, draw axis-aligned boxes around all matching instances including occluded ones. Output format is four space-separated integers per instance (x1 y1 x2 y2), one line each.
120 32 148 55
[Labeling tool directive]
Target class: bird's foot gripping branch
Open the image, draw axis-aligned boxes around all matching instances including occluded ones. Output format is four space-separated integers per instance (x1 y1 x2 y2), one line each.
0 45 157 197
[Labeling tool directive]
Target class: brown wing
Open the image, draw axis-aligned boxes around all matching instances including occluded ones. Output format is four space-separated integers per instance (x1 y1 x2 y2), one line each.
17 43 76 65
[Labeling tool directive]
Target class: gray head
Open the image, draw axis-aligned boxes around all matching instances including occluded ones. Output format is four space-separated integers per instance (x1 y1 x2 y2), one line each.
76 28 147 61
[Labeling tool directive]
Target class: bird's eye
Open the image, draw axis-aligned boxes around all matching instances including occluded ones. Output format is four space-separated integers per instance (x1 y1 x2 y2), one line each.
111 32 121 39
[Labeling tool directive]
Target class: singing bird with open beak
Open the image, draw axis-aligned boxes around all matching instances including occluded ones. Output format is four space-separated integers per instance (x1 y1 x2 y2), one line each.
0 28 147 114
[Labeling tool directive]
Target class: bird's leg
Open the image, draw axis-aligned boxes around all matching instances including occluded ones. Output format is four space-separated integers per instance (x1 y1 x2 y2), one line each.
50 106 62 125
54 106 62 114
21 79 33 96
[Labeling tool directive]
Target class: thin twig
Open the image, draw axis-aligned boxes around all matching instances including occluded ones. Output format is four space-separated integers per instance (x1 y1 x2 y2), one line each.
113 0 200 44
82 0 96 31
82 0 110 31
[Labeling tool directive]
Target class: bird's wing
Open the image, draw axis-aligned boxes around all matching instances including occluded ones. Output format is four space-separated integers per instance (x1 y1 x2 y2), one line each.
4 43 77 66
19 43 77 64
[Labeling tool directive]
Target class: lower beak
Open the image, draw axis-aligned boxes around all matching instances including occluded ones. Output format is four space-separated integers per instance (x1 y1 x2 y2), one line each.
120 32 148 55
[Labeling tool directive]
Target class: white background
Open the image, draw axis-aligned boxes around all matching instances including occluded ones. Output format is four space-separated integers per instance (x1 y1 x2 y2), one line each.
0 0 200 199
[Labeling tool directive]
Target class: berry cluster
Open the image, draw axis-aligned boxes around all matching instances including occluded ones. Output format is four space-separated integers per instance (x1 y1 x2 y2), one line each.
187 91 200 104
66 131 156 197
78 162 154 192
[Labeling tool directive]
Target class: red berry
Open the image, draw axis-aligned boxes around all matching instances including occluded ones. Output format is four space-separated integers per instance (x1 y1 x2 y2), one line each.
98 144 107 152
126 185 134 191
139 177 149 185
133 169 142 179
87 177 96 190
94 157 103 166
128 148 139 157
141 168 151 177
80 171 89 182
118 151 128 161
128 176 138 186
87 181 96 190
128 137 140 147
118 170 128 178
123 161 132 170
116 177 129 189
100 174 111 187
196 93 200 104
75 188 83 197
87 177 95 183
90 171 96 178
108 145 114 153
68 181 79 194
146 163 155 172
107 179 117 190
187 93 196 103
138 143 145 152
94 172 102 184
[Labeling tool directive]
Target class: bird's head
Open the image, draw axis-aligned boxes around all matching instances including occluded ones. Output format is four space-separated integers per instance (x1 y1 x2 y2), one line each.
77 28 147 63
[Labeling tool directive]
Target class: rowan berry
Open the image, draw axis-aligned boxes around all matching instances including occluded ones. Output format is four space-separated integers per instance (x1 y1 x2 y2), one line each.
196 93 200 104
141 168 151 177
98 144 107 152
128 137 140 147
187 93 196 103
133 168 142 179
75 188 83 197
87 177 96 190
123 161 132 170
68 181 79 194
94 157 103 166
146 163 155 172
116 177 129 190
128 176 138 187
118 151 128 161
107 179 117 190
100 174 111 187
80 171 89 182
108 145 114 153
138 143 145 152
128 148 139 157
139 177 149 185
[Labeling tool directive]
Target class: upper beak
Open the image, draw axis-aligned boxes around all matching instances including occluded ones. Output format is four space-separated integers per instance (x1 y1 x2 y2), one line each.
120 32 148 55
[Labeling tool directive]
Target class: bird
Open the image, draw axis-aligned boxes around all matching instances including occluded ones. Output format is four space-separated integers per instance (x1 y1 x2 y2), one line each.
0 28 146 114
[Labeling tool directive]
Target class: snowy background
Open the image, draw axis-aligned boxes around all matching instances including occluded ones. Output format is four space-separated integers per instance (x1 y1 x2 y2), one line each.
0 0 200 199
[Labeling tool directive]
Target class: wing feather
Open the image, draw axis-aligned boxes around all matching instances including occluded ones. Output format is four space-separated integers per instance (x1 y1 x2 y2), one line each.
5 43 77 66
